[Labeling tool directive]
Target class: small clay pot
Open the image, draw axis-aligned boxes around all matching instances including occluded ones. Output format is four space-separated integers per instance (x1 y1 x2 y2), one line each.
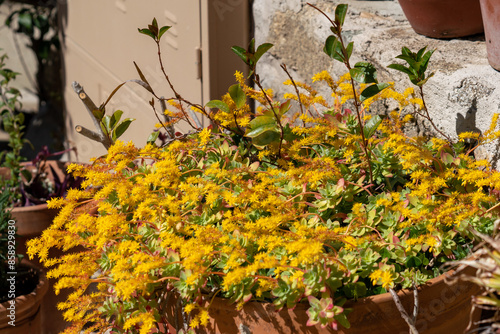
480 0 500 71
398 0 484 38
0 261 49 334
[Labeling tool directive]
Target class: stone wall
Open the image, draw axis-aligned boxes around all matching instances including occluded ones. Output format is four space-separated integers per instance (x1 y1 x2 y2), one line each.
252 0 500 164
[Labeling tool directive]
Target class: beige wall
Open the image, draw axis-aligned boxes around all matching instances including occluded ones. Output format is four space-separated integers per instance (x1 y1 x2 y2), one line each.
62 0 249 162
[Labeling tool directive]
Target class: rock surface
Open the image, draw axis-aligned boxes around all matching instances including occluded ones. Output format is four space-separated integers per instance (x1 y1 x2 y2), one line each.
253 0 500 164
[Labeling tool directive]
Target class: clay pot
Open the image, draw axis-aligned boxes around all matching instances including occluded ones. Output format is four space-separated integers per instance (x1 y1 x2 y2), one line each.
0 160 85 334
163 268 480 334
397 0 484 38
480 0 500 71
0 262 49 334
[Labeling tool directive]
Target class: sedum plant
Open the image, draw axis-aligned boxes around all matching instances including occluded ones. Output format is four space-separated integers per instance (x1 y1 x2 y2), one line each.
27 4 500 334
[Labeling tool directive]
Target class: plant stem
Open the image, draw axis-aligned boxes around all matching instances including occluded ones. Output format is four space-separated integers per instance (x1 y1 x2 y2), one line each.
253 74 285 159
419 86 452 143
307 2 374 184
389 287 420 334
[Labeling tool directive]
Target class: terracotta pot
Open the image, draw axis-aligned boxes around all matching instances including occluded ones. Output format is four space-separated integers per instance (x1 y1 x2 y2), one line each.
0 262 49 334
480 0 500 71
0 160 86 334
163 268 480 334
397 0 484 38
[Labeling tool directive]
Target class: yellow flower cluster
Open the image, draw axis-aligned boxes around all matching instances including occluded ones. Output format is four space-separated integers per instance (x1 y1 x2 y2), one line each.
25 67 500 334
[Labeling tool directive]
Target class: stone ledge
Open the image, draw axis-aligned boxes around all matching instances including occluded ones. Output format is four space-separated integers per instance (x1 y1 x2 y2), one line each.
253 0 500 162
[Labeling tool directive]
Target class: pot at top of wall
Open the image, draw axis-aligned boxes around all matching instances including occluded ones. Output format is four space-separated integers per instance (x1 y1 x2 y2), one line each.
480 0 500 71
397 0 484 38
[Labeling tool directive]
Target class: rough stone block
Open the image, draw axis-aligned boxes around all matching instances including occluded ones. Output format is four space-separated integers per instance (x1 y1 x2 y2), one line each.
253 0 500 163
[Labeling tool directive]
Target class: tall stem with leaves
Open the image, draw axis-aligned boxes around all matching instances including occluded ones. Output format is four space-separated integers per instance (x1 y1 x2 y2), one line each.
308 3 390 185
0 53 26 203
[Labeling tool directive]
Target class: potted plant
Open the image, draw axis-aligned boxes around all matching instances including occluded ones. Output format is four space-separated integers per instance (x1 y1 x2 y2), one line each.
0 50 81 257
1 0 66 156
0 187 49 334
0 51 81 334
479 0 500 71
397 0 484 39
27 5 499 334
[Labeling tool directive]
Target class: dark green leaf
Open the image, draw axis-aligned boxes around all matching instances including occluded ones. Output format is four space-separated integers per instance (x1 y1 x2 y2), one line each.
246 116 278 138
324 36 344 62
251 130 281 148
343 282 367 299
152 18 158 28
335 312 351 329
248 38 255 54
420 49 435 73
101 115 111 131
350 62 378 84
206 100 230 113
110 110 123 129
401 46 412 57
360 83 390 102
21 169 32 183
395 54 417 69
138 28 156 40
346 42 354 61
112 118 135 141
228 84 246 109
416 46 427 60
255 43 273 63
17 12 33 34
406 256 423 268
387 64 414 76
363 115 382 138
147 131 160 145
158 25 171 40
231 45 248 64
335 4 348 27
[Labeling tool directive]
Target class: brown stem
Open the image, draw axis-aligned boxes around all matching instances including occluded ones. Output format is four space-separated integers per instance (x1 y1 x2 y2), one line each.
389 288 420 334
419 86 452 143
280 63 308 118
155 41 201 130
254 74 285 158
307 2 374 184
